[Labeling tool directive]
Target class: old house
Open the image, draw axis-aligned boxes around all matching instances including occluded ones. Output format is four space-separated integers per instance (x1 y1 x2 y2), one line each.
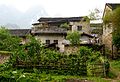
102 3 120 57
32 17 92 52
64 32 95 54
9 29 31 44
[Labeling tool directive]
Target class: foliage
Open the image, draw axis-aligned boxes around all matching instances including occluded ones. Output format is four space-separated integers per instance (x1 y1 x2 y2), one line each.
111 60 120 71
112 7 120 48
0 27 21 51
111 7 120 29
10 46 96 76
0 51 12 55
66 31 81 45
103 7 120 49
0 30 105 77
110 60 120 79
0 69 42 82
0 45 109 80
0 68 111 82
10 35 44 65
113 33 120 48
78 47 107 76
108 60 120 78
10 45 105 76
60 23 69 29
78 46 91 57
103 9 112 24
88 8 102 20
83 16 90 22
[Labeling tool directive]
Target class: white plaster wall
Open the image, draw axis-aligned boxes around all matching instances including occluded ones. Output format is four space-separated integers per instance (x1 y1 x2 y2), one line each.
35 34 65 52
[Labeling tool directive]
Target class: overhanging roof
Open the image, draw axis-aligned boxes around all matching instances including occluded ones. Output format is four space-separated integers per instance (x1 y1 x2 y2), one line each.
9 29 31 37
38 16 88 22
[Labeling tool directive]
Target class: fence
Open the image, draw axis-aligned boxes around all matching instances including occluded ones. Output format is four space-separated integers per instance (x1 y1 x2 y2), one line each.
15 59 87 76
89 63 105 77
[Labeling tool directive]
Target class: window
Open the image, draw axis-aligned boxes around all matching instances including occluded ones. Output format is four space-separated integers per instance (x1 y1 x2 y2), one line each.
69 25 72 30
46 40 50 45
77 26 82 31
54 40 58 44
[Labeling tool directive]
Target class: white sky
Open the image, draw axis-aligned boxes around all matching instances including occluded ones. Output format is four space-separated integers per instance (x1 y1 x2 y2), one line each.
0 0 120 17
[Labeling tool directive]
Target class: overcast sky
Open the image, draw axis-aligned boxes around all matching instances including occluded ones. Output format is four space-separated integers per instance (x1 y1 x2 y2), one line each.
0 0 120 17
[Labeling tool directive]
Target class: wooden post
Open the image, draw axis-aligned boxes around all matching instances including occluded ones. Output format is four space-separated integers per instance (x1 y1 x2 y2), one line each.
103 44 106 58
112 44 113 59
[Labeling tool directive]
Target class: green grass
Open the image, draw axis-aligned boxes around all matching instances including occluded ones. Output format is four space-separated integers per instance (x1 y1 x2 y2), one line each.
111 60 120 71
108 60 120 79
45 60 120 82
0 51 12 55
50 75 111 82
0 68 111 82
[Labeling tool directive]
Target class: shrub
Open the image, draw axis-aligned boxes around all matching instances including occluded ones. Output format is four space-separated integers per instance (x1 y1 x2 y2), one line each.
66 31 81 45
9 40 105 76
0 27 21 52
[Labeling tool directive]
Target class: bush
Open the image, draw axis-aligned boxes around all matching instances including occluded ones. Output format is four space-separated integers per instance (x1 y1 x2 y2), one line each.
8 38 104 76
9 36 44 65
0 27 21 51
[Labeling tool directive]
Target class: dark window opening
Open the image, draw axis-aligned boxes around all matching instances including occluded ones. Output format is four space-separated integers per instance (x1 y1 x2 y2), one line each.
54 40 58 44
69 25 72 30
46 40 50 45
77 26 82 31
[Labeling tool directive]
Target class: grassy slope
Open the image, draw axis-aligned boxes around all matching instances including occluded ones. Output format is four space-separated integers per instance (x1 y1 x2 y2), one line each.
109 60 120 82
51 75 111 82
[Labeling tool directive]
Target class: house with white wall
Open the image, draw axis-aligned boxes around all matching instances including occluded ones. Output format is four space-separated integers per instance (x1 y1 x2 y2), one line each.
32 17 93 52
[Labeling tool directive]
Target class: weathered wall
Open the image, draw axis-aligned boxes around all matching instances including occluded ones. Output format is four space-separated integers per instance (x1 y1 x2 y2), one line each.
102 33 112 50
70 21 90 33
0 54 10 64
35 34 65 52
64 46 79 54
102 5 113 56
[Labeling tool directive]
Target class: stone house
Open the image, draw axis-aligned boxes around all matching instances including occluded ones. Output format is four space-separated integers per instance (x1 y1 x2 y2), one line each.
9 29 31 44
32 17 92 52
102 3 120 57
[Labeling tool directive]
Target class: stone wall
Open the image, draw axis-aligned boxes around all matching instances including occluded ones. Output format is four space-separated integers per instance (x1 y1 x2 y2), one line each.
64 45 79 54
70 21 90 33
0 54 10 64
102 33 113 57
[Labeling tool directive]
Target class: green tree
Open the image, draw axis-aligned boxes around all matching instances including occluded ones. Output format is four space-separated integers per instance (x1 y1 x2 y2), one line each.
88 8 102 20
60 23 69 29
112 7 120 48
66 31 81 45
103 6 120 56
0 27 20 51
10 35 44 64
103 9 112 25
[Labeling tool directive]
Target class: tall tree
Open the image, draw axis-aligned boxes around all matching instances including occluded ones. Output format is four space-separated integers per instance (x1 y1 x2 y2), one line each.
66 31 81 45
112 7 120 48
88 8 102 20
0 27 20 51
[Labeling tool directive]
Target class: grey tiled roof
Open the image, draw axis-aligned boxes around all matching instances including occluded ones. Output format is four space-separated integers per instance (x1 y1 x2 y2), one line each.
106 3 120 10
81 32 94 38
38 17 86 22
9 29 31 37
32 26 67 34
